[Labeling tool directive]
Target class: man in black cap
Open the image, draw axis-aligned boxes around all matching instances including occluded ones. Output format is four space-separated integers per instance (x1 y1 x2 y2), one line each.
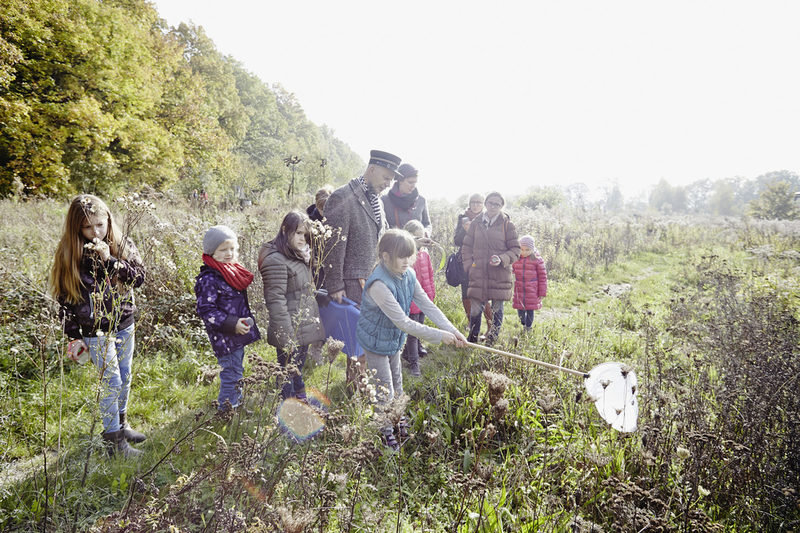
322 150 401 392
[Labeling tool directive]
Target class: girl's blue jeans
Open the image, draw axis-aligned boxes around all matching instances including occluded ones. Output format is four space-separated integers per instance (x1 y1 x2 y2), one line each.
518 309 534 328
86 324 135 433
277 346 308 399
218 347 245 410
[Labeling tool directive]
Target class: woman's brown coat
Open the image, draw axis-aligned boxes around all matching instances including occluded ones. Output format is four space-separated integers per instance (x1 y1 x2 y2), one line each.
461 213 521 302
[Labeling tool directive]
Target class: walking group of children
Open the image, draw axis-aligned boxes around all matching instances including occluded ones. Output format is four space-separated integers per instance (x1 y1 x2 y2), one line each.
51 193 545 457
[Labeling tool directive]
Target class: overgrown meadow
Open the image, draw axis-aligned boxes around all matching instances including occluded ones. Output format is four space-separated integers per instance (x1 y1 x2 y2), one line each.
1 194 798 532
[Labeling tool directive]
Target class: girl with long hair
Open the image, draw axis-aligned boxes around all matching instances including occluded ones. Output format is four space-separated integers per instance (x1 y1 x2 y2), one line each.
258 210 325 401
51 194 146 458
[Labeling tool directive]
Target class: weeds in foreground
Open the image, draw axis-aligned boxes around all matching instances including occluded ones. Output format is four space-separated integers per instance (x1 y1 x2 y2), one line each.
1 198 799 531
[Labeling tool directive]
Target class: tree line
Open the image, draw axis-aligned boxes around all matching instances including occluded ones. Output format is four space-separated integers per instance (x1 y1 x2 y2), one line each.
516 170 800 219
0 0 363 200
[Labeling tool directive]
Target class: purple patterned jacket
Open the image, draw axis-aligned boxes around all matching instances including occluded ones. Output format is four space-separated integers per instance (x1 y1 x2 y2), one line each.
195 266 261 357
58 242 145 339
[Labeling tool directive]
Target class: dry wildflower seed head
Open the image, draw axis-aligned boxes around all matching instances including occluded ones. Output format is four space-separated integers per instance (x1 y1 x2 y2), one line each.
278 507 313 533
492 398 509 420
479 423 497 442
600 379 611 389
324 337 344 362
483 371 513 405
676 446 691 460
537 395 560 414
425 429 440 444
477 463 494 480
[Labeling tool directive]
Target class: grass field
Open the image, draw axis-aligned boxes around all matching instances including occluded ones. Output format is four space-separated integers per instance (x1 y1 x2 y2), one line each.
1 196 798 531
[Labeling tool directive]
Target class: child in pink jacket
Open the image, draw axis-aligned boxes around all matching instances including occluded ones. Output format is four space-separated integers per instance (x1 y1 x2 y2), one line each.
512 235 547 331
402 220 435 376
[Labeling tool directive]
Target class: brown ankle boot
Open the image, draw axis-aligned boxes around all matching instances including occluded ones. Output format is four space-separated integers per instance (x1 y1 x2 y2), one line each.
102 429 143 459
119 412 147 443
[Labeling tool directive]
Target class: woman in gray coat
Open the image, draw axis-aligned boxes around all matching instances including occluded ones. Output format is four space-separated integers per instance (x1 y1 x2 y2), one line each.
258 210 325 401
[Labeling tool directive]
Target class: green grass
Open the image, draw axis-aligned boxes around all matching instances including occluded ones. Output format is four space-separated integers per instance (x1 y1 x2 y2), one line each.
1 199 799 531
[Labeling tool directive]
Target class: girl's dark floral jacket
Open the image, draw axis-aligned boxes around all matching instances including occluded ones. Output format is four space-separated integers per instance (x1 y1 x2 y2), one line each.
195 265 261 357
59 243 146 340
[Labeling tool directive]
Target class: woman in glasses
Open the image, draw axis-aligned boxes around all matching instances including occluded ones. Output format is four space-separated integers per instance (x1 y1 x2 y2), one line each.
460 191 520 345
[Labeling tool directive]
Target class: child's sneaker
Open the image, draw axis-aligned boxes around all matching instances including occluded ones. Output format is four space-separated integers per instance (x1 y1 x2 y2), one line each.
381 429 400 452
397 416 411 442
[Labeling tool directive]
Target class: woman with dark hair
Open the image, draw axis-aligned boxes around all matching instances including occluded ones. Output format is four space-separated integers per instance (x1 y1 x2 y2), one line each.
258 210 325 400
461 192 520 345
381 163 431 235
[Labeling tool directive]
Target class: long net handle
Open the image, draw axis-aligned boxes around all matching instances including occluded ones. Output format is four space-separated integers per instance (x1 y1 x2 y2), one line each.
465 342 589 378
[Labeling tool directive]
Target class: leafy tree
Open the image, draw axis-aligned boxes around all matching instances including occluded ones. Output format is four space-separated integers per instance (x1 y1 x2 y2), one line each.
708 179 740 216
604 184 624 212
0 0 361 199
649 179 687 213
748 180 800 220
518 185 564 209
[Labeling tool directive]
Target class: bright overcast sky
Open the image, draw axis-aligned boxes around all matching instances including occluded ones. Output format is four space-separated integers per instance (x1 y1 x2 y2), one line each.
152 0 800 201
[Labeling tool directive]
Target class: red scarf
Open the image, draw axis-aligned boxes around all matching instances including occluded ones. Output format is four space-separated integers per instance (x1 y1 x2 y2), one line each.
202 254 254 291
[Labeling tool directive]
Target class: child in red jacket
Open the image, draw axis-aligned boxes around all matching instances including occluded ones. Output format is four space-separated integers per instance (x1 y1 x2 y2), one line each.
512 235 547 331
401 220 435 376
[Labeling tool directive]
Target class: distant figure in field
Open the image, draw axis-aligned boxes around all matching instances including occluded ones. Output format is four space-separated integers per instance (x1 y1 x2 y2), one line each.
461 191 520 345
381 163 431 236
454 193 493 334
323 149 401 393
51 194 147 458
307 184 333 222
307 185 334 287
511 235 547 332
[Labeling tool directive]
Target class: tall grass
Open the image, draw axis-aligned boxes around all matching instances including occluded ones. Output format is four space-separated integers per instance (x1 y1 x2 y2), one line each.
1 197 798 531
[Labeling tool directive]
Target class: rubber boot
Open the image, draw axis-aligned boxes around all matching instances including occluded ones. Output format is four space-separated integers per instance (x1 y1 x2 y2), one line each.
381 427 400 452
102 429 143 459
397 416 411 441
118 411 147 443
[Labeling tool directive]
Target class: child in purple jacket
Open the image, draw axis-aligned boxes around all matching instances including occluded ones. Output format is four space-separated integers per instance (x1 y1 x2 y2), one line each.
195 225 261 411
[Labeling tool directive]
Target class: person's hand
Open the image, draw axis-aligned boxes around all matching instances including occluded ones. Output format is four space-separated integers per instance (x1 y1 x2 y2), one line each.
67 339 88 362
415 237 433 247
490 255 501 266
235 317 252 335
330 289 346 304
441 331 459 345
90 239 111 261
463 219 471 231
452 331 468 348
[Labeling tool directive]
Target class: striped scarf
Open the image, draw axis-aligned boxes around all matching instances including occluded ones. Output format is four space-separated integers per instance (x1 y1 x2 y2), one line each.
359 176 381 226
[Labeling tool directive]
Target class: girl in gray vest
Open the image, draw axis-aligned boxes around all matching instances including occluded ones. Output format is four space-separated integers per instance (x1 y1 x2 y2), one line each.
356 229 467 451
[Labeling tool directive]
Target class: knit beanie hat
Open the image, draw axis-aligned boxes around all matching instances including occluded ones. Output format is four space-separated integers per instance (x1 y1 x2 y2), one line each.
203 225 237 255
519 235 535 250
397 163 418 180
